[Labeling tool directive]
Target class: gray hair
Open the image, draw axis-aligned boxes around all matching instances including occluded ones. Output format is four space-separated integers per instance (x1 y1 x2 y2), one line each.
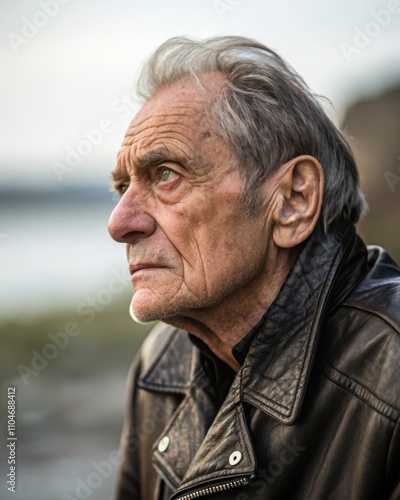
137 36 366 229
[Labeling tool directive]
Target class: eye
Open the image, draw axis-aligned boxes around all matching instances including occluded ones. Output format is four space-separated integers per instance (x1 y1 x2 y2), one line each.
119 183 129 194
158 167 178 183
112 182 129 197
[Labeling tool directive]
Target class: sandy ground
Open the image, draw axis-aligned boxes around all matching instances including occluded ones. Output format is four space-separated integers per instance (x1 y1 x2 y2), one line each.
2 367 129 500
0 296 152 500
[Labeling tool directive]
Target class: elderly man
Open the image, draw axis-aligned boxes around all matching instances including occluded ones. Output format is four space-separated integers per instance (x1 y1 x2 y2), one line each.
108 37 400 499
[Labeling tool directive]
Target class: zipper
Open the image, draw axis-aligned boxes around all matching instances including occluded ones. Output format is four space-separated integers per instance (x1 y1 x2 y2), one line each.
173 476 250 500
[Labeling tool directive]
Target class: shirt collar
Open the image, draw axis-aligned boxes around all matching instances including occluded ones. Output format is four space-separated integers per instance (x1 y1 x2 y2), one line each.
188 310 266 368
232 314 266 365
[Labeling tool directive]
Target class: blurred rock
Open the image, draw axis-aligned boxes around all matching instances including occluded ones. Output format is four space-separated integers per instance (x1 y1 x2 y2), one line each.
342 85 400 263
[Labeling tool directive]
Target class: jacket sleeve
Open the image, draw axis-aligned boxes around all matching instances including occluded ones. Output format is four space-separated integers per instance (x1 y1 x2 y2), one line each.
114 354 142 499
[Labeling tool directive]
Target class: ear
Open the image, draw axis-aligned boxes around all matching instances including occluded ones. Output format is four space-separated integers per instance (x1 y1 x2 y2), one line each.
271 155 324 249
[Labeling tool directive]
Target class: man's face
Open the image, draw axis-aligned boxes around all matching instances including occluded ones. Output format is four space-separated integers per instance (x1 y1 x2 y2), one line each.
108 73 271 323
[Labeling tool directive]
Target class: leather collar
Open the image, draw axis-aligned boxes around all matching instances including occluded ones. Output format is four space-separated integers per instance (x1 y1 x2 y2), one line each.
240 220 363 424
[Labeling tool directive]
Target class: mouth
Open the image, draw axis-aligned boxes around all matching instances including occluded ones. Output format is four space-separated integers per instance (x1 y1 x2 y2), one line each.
129 263 167 275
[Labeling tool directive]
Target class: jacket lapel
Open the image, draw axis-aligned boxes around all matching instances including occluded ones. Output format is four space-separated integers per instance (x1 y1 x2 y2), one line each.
241 221 356 424
152 364 257 492
138 329 258 490
150 349 226 489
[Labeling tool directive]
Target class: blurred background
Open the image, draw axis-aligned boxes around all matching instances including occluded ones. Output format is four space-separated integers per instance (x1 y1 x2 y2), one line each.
1 1 399 498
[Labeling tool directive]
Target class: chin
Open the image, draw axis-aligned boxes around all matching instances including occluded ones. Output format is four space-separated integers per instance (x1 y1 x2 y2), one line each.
129 295 183 324
129 302 149 324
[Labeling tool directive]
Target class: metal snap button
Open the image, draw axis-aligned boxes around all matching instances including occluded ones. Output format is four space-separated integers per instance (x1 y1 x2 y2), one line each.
229 450 242 465
158 436 170 453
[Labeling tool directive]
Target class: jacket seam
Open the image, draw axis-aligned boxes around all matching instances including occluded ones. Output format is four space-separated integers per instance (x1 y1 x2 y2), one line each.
319 357 400 422
341 300 400 335
242 387 291 414
137 383 189 394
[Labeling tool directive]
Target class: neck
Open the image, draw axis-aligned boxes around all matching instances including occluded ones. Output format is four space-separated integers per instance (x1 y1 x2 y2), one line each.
165 247 298 372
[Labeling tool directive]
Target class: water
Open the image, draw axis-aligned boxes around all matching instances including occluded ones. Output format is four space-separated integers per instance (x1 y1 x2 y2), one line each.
0 187 129 319
0 186 149 499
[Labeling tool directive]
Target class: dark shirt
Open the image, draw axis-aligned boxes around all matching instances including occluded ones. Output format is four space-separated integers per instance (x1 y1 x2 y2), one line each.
188 315 265 408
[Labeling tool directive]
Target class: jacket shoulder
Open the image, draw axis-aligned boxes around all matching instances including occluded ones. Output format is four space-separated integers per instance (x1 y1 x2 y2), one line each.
321 247 400 417
139 322 178 372
343 246 400 333
136 322 193 393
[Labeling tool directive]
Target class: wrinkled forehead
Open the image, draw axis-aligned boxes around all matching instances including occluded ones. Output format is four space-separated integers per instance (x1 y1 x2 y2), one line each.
145 70 227 106
114 72 233 174
136 72 225 121
122 72 226 148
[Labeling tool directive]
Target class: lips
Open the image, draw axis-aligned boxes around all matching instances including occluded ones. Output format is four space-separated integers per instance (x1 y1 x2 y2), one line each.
129 263 166 275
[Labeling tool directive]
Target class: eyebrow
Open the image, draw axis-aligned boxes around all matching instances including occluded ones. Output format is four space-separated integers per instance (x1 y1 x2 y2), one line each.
136 146 172 168
111 169 128 184
111 144 189 185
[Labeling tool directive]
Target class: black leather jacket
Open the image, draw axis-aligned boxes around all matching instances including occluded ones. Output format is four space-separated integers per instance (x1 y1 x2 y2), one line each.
115 221 400 499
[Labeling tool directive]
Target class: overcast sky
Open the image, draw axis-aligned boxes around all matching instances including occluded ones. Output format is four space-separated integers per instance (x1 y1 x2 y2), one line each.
1 0 400 189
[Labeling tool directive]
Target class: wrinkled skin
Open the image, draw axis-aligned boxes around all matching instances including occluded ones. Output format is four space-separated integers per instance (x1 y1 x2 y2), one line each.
108 73 317 368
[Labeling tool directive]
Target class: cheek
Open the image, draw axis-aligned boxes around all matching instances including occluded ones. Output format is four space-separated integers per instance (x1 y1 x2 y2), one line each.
197 216 267 280
156 192 266 281
157 202 209 258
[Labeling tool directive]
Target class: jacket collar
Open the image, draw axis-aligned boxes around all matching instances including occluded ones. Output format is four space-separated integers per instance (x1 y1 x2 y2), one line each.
139 220 362 417
240 220 361 424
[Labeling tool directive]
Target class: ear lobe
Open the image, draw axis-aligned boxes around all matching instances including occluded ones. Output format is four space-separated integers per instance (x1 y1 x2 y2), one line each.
272 155 324 249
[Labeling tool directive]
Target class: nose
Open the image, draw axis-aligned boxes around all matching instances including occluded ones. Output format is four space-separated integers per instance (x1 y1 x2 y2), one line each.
108 187 156 243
